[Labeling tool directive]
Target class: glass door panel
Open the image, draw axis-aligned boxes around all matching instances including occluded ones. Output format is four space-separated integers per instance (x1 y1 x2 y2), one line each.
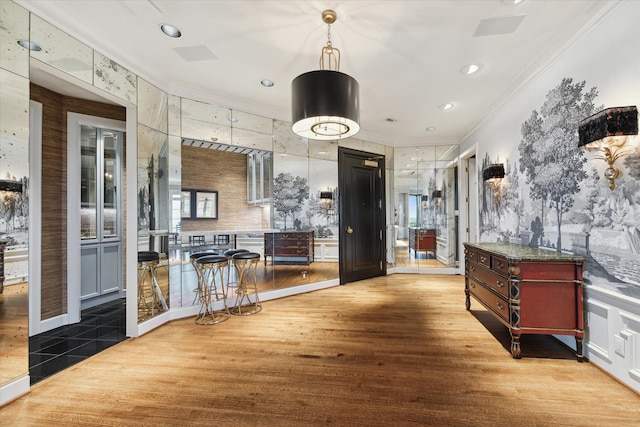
103 131 118 239
81 125 97 240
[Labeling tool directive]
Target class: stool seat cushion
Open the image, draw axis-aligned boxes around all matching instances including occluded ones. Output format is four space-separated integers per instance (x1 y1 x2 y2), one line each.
223 249 249 257
190 251 217 260
232 252 260 260
138 251 159 262
196 255 228 265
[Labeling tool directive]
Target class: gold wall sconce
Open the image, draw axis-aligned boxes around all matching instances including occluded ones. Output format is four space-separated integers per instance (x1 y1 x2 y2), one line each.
483 164 505 205
578 105 638 190
320 191 335 215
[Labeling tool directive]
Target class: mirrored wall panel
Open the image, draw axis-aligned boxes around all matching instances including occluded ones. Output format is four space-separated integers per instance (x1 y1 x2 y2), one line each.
393 145 459 269
137 125 170 322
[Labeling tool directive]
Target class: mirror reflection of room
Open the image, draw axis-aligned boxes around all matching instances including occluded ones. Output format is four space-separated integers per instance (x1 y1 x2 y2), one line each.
393 145 459 269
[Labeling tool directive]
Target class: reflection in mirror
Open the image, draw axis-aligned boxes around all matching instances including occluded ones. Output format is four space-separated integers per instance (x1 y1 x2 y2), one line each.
393 145 459 269
180 139 274 310
137 125 170 322
0 42 30 387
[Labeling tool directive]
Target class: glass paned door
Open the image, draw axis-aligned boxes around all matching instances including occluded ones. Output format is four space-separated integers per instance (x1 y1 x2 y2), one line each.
79 123 123 310
80 125 121 242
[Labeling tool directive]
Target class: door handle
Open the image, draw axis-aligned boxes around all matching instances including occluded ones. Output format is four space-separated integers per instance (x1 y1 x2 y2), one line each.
346 226 354 234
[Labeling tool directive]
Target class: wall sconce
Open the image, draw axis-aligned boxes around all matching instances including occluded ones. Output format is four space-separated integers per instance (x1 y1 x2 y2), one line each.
320 191 333 200
320 191 335 216
421 195 429 208
483 163 505 205
0 179 23 193
431 190 442 200
578 105 638 190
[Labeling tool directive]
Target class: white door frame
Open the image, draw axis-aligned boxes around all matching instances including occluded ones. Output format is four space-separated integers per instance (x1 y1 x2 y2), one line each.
67 113 126 323
458 145 478 270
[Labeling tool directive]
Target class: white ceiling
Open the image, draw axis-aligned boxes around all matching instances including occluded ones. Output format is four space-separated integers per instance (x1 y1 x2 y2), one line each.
18 0 619 147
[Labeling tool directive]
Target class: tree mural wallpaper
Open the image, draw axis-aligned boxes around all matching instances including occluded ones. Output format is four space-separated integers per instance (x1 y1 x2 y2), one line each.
273 172 309 230
479 77 640 300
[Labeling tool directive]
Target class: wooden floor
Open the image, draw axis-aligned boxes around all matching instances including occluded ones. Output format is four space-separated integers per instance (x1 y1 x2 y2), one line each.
2 274 638 426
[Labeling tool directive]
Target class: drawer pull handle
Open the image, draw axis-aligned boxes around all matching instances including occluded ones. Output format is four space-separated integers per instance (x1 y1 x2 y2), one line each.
470 266 475 272
496 302 504 310
496 280 504 288
480 256 486 263
470 283 475 288
497 262 505 269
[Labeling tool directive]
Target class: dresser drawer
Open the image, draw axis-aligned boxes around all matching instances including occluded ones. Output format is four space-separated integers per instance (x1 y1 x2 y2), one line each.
272 247 310 256
273 239 309 247
493 256 509 275
477 250 491 267
465 247 478 262
468 278 509 322
275 233 310 241
468 261 508 298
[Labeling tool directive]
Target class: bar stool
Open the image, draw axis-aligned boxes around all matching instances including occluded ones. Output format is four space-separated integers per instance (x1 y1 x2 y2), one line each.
190 251 218 304
230 251 261 315
137 251 168 317
223 248 249 291
194 255 230 325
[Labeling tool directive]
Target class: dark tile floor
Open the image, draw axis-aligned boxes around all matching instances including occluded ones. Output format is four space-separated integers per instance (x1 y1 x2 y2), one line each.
29 298 127 385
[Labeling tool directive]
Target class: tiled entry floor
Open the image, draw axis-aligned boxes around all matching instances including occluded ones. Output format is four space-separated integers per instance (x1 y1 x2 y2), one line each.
29 299 127 384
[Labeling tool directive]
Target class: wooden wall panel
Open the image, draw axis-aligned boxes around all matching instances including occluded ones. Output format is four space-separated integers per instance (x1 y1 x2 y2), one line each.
181 146 264 232
30 84 125 320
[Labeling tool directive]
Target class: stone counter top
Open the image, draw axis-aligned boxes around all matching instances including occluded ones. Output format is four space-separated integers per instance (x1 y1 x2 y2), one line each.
464 242 584 262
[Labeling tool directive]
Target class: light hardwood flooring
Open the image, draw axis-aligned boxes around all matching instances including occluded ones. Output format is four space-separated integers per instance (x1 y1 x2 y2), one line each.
2 274 638 426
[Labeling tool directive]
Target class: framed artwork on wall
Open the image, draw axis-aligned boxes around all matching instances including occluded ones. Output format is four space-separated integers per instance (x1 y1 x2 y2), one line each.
195 191 218 219
181 189 219 220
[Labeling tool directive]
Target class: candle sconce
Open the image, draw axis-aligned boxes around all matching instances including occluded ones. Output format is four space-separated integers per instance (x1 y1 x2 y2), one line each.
578 106 638 191
483 164 505 206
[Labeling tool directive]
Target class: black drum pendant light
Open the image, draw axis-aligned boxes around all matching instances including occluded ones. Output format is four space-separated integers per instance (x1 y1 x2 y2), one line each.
292 9 360 140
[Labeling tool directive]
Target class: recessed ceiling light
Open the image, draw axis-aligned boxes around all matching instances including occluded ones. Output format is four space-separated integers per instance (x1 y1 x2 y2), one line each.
261 79 274 87
17 40 41 51
228 117 238 123
439 103 455 111
160 24 182 38
426 127 436 132
460 64 480 75
317 151 328 155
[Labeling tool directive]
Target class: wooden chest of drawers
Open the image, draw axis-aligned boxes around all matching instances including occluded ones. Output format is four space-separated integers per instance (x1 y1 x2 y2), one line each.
264 231 314 265
408 228 436 254
464 242 584 361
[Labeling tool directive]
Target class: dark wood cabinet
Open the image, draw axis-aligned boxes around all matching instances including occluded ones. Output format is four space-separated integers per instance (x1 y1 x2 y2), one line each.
409 228 436 254
264 231 314 265
464 242 584 361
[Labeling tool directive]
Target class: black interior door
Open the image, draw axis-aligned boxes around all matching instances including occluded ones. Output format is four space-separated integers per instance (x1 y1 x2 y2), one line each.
338 147 386 284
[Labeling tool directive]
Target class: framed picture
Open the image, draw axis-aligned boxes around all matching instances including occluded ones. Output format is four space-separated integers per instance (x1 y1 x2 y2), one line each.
180 191 191 218
195 191 218 219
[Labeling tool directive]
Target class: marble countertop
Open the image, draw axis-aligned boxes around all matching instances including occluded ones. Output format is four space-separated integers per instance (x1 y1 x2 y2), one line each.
464 242 584 262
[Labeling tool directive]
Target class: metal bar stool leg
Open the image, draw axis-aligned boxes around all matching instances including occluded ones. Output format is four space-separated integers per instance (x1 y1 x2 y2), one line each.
230 252 261 315
195 255 231 325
